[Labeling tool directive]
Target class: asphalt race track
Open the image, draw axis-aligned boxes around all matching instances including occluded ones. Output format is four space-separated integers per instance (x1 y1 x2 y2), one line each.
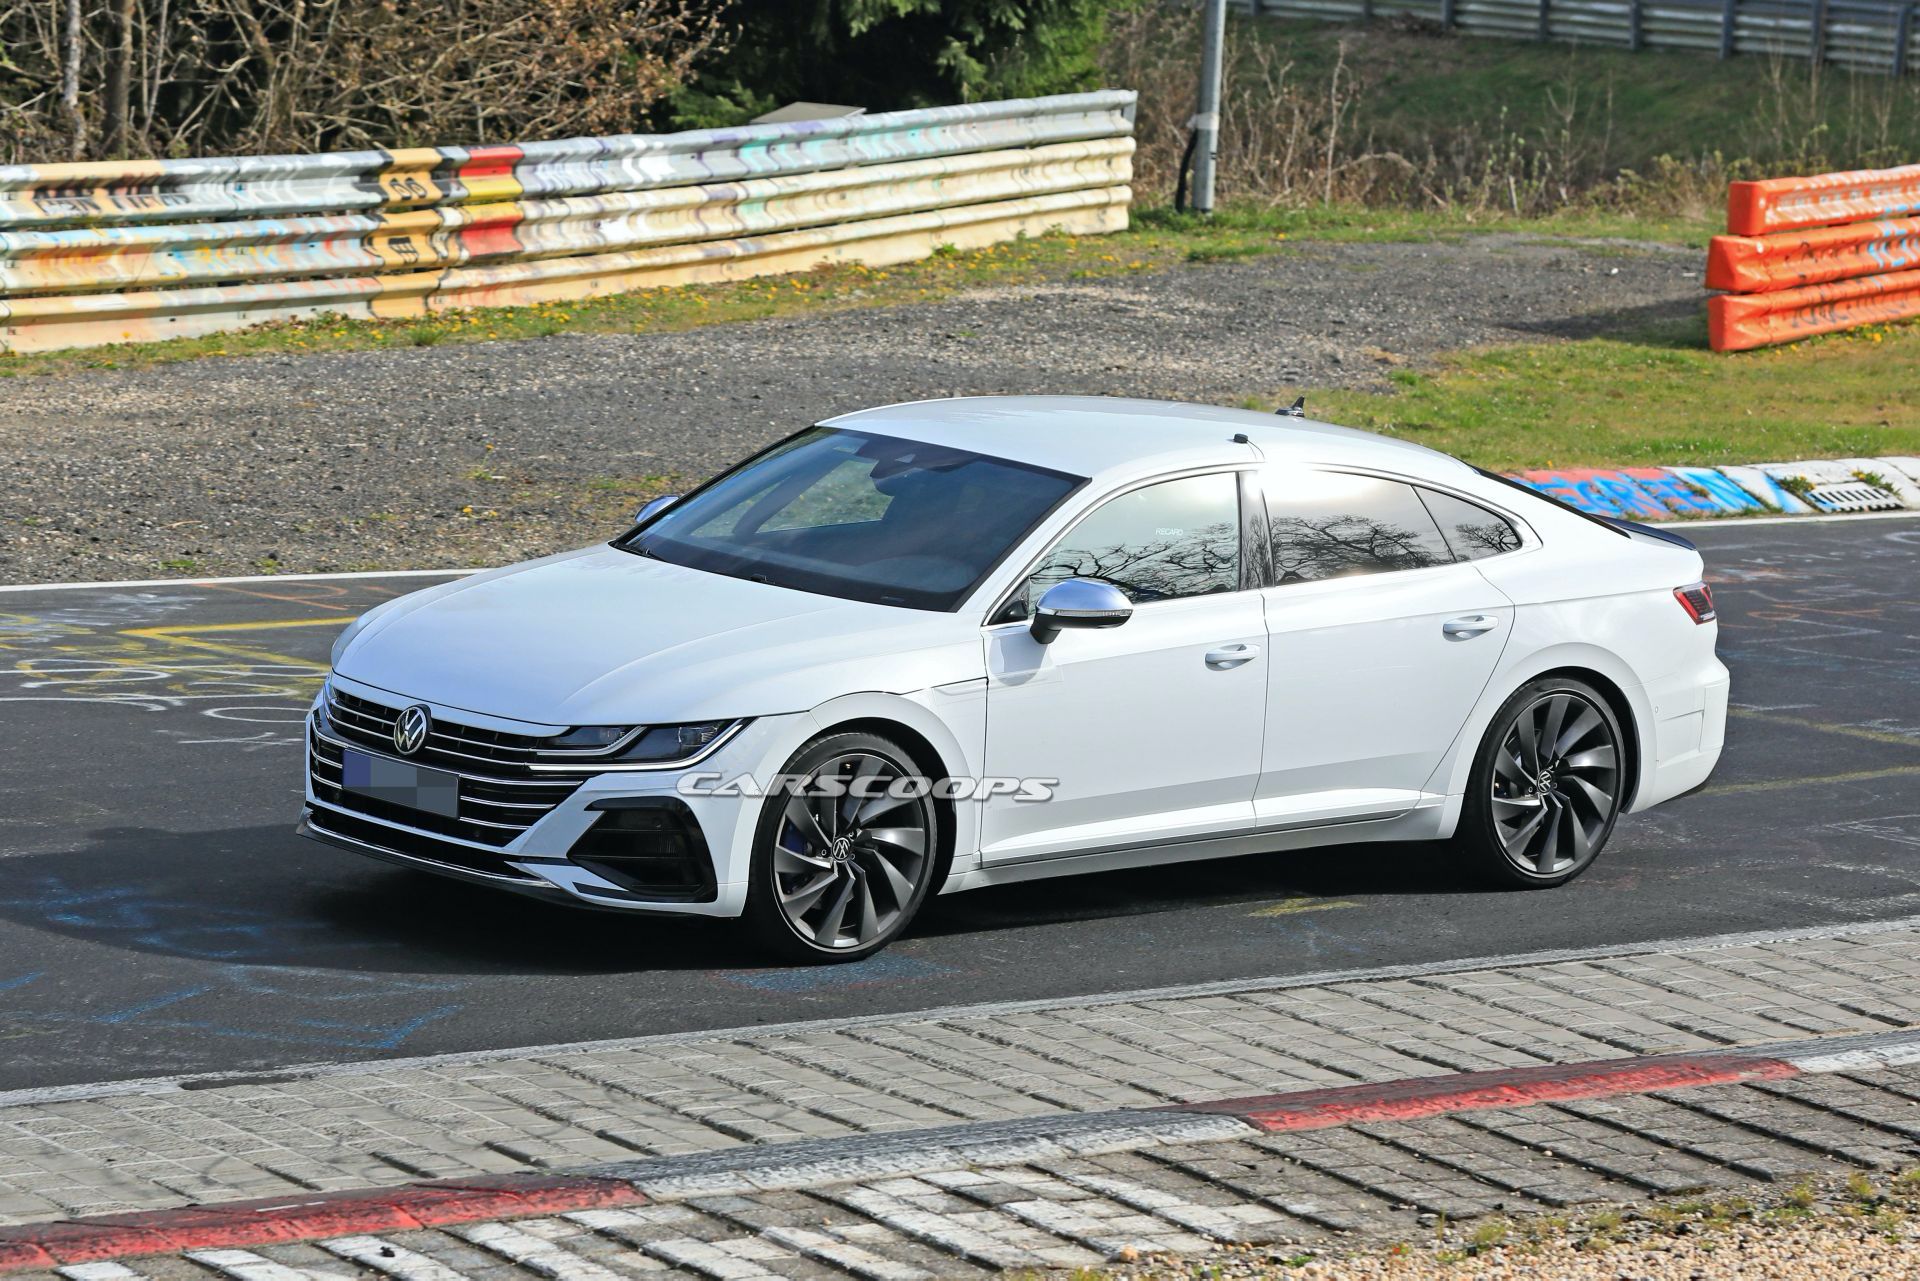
1 516 1917 1091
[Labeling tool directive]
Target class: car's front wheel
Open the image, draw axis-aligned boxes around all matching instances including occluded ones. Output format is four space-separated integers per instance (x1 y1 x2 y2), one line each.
741 731 941 963
1451 677 1626 888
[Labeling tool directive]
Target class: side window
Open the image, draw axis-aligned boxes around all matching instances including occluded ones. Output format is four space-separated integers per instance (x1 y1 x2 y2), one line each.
1021 473 1241 610
1263 470 1453 584
1418 488 1523 561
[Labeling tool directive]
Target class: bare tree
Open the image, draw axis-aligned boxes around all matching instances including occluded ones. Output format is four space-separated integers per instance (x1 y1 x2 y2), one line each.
3 0 725 164
101 0 133 155
60 0 84 157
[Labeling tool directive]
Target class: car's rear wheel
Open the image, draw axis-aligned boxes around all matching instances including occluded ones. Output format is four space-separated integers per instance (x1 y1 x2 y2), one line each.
1452 677 1626 888
741 731 941 963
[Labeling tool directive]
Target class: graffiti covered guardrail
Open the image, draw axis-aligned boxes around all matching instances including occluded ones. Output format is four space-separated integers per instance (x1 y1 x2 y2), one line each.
1504 457 1920 517
1707 161 1920 351
0 92 1136 354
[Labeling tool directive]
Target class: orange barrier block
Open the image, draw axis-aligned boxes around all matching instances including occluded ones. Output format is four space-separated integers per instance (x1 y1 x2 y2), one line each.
1727 163 1920 236
1707 217 1920 293
1708 266 1920 351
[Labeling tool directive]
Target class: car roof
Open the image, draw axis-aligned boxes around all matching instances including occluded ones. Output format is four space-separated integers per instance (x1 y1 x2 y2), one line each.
820 395 1472 483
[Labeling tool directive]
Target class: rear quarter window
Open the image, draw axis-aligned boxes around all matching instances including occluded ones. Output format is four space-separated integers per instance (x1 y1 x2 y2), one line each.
1417 488 1523 561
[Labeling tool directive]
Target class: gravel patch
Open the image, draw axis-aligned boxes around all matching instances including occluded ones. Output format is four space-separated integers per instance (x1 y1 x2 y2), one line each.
1105 1173 1920 1279
0 234 1701 585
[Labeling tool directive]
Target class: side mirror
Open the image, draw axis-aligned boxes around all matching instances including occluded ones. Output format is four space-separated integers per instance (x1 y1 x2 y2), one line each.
633 495 680 525
1030 578 1132 645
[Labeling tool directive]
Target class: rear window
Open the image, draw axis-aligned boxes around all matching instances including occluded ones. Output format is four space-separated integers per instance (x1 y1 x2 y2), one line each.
1475 467 1624 539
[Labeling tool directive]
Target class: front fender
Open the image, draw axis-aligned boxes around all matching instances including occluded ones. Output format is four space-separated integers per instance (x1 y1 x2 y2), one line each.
800 685 988 885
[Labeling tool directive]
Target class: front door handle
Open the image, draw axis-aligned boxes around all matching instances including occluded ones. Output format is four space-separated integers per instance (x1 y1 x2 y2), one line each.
1205 643 1261 669
1443 615 1500 639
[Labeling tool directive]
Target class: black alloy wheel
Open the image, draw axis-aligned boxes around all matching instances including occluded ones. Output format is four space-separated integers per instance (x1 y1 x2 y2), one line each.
1454 677 1626 887
743 731 940 962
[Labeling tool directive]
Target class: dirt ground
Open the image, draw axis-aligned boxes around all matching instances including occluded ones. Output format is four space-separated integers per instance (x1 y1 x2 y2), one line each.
0 235 1700 584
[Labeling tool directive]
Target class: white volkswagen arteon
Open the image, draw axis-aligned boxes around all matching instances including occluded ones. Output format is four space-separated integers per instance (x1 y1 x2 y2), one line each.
303 397 1728 960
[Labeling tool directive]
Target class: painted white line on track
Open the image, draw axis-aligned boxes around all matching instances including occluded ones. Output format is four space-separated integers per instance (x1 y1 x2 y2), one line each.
5 910 1920 1112
0 567 477 594
1684 509 1920 530
0 509 1912 595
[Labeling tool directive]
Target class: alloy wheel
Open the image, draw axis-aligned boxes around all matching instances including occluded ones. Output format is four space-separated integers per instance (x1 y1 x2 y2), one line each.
1489 691 1621 878
772 750 933 951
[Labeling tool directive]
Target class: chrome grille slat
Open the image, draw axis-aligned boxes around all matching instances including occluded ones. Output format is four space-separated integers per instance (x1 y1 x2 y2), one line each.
330 704 394 731
462 815 535 831
325 695 599 773
461 795 556 812
314 726 574 789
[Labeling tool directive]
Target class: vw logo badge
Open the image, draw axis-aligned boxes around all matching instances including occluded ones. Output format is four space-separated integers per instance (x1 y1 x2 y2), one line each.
393 704 431 756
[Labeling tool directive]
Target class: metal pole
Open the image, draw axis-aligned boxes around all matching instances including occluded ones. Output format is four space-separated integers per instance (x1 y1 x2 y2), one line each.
1192 0 1228 215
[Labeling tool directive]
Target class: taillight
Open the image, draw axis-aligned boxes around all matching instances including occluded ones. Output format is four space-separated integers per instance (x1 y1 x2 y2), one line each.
1674 582 1715 624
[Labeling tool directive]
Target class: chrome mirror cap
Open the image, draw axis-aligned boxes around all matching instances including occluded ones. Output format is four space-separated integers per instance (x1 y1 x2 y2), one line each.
633 494 680 525
1030 578 1133 645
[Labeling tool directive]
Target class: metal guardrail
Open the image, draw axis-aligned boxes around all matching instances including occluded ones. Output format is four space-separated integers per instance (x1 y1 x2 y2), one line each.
1236 0 1920 73
0 92 1137 354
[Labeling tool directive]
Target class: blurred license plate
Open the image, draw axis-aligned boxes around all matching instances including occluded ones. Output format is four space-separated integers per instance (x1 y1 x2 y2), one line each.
341 748 460 819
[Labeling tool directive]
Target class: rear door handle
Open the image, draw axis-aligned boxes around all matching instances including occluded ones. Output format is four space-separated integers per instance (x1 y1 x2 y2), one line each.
1443 615 1500 639
1205 643 1261 669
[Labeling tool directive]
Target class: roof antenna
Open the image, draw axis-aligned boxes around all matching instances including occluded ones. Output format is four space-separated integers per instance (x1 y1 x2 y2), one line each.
1277 396 1306 419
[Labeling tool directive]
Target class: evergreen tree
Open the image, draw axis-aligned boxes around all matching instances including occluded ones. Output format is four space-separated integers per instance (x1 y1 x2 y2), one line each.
673 0 1115 127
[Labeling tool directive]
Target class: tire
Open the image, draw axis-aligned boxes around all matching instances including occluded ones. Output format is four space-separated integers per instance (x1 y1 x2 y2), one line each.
1450 676 1627 889
741 730 942 963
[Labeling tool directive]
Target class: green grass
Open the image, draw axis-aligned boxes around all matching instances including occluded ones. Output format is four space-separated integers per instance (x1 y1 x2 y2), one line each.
0 204 1712 379
1249 313 1920 472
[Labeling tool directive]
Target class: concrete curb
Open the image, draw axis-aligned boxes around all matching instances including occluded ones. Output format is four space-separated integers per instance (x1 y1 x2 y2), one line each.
5 1026 1917 1273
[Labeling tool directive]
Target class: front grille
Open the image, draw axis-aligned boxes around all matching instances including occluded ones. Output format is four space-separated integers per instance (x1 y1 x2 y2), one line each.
326 688 581 771
311 691 585 848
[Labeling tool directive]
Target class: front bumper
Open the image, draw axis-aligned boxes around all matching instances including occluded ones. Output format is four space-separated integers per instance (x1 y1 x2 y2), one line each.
300 675 801 917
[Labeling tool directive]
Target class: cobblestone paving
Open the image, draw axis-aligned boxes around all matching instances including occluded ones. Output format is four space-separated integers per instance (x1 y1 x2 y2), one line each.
4 921 1920 1226
16 1060 1920 1281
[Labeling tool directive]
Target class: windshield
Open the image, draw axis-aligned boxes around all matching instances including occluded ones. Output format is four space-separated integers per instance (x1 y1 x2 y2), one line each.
617 427 1085 611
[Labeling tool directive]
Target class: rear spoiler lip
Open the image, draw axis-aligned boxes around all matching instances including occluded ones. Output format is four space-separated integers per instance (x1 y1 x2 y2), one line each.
1602 516 1697 550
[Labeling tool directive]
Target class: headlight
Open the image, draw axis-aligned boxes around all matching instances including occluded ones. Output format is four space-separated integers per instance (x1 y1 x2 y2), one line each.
542 720 744 767
615 722 738 763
